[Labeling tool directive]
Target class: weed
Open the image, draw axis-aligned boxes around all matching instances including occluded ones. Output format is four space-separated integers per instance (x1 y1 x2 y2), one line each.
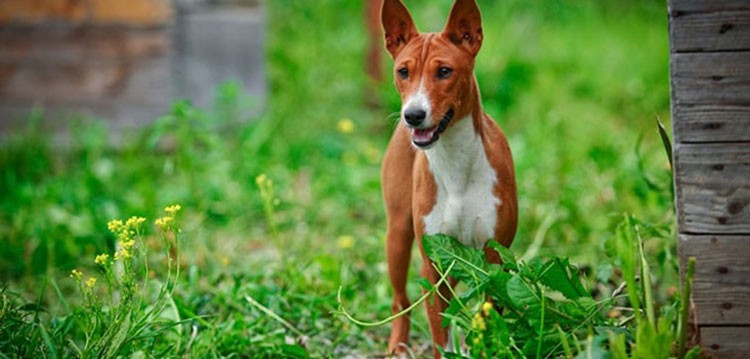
0 205 185 357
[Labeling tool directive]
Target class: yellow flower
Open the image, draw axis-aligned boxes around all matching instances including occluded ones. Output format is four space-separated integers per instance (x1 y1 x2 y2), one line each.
337 235 354 249
337 118 355 134
155 216 173 229
482 301 493 316
255 174 268 186
125 216 146 229
164 204 181 215
117 231 132 243
115 248 131 260
94 253 109 265
70 269 83 279
220 257 230 266
121 239 135 249
107 219 124 233
471 312 486 331
473 335 482 345
85 277 97 289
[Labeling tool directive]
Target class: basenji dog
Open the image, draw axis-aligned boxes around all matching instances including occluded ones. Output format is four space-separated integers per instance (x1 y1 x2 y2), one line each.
380 0 518 356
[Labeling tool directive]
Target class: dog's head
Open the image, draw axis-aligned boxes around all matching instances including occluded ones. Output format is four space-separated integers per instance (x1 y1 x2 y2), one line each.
382 0 484 149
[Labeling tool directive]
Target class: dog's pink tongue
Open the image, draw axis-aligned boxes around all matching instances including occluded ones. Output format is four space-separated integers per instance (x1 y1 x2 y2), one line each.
413 128 435 142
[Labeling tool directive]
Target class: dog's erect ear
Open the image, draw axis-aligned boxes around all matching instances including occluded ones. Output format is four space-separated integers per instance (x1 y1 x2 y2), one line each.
443 0 483 57
382 0 418 58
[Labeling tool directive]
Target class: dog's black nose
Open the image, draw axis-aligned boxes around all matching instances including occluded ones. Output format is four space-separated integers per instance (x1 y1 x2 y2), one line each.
404 109 426 126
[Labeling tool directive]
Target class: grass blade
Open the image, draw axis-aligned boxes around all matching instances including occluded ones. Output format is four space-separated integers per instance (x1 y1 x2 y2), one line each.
556 324 573 359
637 224 656 328
245 294 305 338
678 257 696 358
536 287 546 359
37 323 58 359
656 118 673 170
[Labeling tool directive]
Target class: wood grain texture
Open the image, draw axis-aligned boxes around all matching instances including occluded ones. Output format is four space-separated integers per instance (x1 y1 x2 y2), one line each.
670 0 750 13
670 0 750 351
673 105 750 143
0 0 172 25
671 52 750 107
671 10 750 52
700 326 750 359
673 143 750 234
679 235 750 325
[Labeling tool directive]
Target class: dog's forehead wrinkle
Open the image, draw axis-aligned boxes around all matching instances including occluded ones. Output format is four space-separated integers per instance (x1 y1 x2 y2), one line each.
419 34 435 64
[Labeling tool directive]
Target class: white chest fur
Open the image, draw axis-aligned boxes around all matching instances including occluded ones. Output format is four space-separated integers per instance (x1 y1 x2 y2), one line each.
423 117 501 249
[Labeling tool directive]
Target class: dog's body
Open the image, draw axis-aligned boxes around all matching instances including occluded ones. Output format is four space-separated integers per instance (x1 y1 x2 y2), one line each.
380 0 518 356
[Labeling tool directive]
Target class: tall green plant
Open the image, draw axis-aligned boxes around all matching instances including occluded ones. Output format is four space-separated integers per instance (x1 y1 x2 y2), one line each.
69 205 185 357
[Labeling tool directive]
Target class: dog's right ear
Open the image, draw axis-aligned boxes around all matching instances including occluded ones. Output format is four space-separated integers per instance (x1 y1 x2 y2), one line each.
382 0 418 58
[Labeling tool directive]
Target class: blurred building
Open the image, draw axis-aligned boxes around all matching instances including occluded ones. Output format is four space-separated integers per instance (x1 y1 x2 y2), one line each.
0 0 266 135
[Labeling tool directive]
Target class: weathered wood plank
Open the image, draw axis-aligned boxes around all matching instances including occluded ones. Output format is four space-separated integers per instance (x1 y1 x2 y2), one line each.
670 0 750 13
671 10 750 52
679 235 750 325
700 326 750 359
674 143 750 234
0 0 172 26
672 52 750 107
0 27 170 102
673 105 750 143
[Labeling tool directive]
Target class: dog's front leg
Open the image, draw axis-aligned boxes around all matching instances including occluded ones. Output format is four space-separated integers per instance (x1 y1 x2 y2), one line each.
418 245 455 358
385 217 415 354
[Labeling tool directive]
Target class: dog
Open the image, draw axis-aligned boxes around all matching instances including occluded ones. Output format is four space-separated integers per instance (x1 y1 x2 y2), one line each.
380 0 518 356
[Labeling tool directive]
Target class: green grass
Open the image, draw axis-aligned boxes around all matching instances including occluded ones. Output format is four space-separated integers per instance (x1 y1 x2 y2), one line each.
0 0 683 357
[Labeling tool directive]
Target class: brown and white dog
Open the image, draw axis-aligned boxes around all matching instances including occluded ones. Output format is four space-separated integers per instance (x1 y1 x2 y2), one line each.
380 0 518 356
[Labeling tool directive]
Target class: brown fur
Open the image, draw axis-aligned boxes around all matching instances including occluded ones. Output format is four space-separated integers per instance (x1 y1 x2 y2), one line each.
381 0 517 357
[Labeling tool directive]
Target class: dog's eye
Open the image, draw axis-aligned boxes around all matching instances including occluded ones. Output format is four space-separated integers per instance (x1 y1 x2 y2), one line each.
397 67 409 79
437 67 453 79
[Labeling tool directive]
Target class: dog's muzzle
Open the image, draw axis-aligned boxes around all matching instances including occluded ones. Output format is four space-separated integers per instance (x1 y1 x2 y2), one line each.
410 109 454 149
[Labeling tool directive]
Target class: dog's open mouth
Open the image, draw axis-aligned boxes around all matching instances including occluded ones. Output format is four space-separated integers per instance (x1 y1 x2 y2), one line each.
411 109 454 148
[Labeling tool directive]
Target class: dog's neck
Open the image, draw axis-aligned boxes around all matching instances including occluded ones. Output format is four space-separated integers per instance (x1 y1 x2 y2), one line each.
424 113 486 190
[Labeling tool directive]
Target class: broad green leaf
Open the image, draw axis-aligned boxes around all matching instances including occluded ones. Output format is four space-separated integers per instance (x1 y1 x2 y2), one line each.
553 299 596 326
539 258 588 300
422 234 489 285
488 241 518 271
416 277 432 291
487 269 512 305
443 298 464 328
506 274 542 325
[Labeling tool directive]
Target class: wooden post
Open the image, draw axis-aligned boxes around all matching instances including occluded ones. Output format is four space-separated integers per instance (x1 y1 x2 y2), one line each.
669 1 750 357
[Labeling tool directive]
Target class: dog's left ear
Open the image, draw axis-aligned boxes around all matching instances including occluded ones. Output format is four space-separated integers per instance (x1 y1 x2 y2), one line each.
443 0 483 57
